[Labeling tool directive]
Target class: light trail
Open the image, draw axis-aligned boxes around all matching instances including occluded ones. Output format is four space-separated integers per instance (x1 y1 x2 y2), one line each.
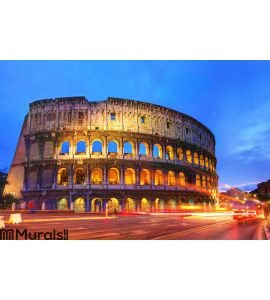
21 216 116 223
152 219 236 240
148 212 234 217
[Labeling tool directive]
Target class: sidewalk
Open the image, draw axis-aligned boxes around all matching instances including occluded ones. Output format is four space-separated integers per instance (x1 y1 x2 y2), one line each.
264 225 270 240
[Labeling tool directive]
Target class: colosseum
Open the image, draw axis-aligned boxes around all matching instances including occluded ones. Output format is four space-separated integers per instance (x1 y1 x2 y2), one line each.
4 96 218 213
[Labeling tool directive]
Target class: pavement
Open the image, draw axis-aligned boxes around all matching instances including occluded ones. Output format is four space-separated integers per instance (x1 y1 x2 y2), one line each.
0 211 266 240
264 225 270 240
263 217 270 240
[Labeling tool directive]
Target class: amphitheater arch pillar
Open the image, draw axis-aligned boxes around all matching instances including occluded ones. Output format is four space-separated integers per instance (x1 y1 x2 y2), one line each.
149 140 153 158
136 167 140 185
104 135 108 156
86 194 90 212
69 193 73 210
120 165 124 185
119 137 124 157
135 139 139 159
103 165 107 185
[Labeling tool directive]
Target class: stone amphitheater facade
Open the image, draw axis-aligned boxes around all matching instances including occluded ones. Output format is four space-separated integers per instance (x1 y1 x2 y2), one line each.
4 96 218 212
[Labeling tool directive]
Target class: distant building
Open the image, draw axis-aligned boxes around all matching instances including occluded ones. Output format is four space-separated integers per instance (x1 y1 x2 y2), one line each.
257 180 270 200
219 187 250 209
223 188 247 200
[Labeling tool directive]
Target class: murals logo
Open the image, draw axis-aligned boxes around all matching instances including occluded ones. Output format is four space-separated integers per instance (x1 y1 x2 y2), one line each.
0 228 69 240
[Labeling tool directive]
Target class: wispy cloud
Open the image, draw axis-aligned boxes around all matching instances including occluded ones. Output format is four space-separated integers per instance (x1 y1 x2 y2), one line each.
225 99 270 161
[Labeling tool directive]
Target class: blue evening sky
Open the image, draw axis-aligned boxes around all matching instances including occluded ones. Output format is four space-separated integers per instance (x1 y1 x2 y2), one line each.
0 61 269 189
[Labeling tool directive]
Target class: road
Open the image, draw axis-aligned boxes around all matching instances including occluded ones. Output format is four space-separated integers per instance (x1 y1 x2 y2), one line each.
0 212 267 240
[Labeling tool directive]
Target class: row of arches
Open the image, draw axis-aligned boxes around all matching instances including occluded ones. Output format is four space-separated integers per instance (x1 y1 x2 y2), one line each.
54 197 216 213
58 140 215 171
57 167 189 186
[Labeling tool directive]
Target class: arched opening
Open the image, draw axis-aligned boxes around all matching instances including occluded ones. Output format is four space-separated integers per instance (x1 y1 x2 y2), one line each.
28 170 38 189
179 172 186 186
160 199 165 211
125 198 135 212
153 144 162 159
154 198 160 211
123 141 133 155
20 201 27 209
60 141 70 155
108 141 118 153
167 199 177 211
28 200 37 210
140 169 151 185
194 152 199 165
207 177 210 190
200 155 204 167
202 176 206 188
76 140 86 154
177 148 183 160
196 175 201 187
196 197 202 204
189 198 194 205
209 160 213 172
92 140 102 154
91 168 103 184
57 168 68 185
107 198 119 213
74 198 85 212
186 150 192 163
91 198 102 212
168 171 176 186
205 157 209 169
42 169 52 188
141 198 149 212
30 143 39 160
181 197 188 204
74 168 86 185
166 146 174 160
57 198 68 210
154 170 164 186
108 168 120 184
44 141 53 158
125 168 136 185
139 142 148 156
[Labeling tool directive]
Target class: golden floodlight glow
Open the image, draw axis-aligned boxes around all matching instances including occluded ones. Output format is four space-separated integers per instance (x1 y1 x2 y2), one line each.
4 96 218 212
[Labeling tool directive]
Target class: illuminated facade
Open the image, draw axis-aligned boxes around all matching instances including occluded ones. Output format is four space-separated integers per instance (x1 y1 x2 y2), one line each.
258 180 270 200
4 96 218 212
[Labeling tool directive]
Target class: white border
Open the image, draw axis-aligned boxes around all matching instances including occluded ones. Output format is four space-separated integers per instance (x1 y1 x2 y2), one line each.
1 241 269 300
1 1 269 299
1 0 270 59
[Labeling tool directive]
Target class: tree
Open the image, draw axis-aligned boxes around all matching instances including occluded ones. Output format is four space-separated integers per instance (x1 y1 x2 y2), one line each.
0 171 8 197
0 193 21 210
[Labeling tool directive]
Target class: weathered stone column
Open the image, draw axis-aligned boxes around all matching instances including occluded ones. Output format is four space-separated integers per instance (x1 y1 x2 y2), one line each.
86 194 90 212
136 167 140 185
69 192 73 210
104 135 108 157
120 165 124 185
23 168 28 190
52 165 57 188
151 169 155 186
135 138 139 158
70 164 74 188
38 166 42 190
149 140 153 158
103 165 107 185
